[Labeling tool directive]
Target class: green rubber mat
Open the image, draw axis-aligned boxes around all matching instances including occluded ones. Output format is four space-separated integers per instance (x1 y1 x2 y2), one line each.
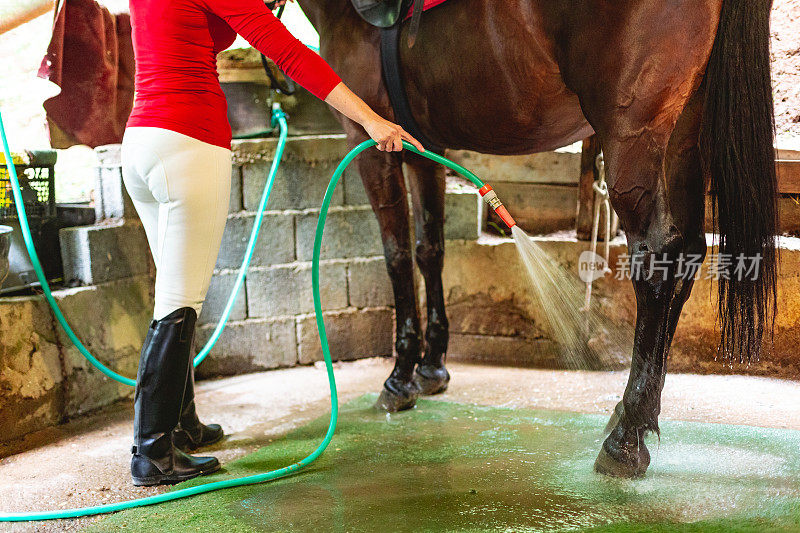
89 395 800 532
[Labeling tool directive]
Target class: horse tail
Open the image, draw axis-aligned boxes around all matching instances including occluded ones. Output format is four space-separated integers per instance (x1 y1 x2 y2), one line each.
699 0 778 363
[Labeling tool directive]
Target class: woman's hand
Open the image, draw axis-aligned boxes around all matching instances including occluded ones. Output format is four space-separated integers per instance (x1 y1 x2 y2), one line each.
324 82 425 153
362 116 425 152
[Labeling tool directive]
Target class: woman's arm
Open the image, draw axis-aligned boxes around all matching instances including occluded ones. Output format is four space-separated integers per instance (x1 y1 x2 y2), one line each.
324 83 424 152
201 0 423 152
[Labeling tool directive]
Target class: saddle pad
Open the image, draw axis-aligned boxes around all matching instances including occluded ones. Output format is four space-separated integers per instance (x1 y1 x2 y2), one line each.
404 0 449 19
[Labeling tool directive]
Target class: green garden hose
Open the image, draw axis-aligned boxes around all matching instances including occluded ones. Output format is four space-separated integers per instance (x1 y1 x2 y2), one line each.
0 104 509 521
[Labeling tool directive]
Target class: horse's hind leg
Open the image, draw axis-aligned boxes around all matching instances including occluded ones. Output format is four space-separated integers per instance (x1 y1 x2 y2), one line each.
405 152 450 395
351 141 422 412
593 97 706 478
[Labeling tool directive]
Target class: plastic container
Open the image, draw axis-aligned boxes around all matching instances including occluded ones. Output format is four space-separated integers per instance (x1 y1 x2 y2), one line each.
0 225 11 286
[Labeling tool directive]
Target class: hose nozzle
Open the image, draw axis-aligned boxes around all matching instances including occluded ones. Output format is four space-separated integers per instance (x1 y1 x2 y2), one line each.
479 184 516 229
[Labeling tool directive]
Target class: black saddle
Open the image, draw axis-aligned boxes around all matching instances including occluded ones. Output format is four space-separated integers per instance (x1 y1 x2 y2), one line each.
351 0 405 27
352 0 425 47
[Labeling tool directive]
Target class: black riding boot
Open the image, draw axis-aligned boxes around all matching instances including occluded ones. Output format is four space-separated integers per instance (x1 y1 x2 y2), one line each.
173 365 225 451
131 307 220 486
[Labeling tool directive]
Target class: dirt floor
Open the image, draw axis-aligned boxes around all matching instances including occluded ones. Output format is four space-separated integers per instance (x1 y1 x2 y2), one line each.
2 358 800 531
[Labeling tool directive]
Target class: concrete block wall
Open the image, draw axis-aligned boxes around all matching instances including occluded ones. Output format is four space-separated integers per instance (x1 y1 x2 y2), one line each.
195 134 482 377
0 276 153 444
448 147 582 234
61 144 151 287
441 233 800 378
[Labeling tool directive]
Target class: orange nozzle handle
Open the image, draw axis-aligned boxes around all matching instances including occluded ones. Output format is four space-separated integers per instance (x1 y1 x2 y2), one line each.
478 184 516 229
495 205 516 229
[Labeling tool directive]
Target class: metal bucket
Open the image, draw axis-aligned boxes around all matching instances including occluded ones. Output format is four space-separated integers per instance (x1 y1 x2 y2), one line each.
0 225 12 286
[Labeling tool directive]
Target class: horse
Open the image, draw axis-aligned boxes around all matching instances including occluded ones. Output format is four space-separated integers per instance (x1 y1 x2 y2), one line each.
295 0 779 478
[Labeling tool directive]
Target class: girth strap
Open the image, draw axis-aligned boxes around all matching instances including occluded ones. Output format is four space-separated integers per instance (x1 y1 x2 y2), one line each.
380 7 444 154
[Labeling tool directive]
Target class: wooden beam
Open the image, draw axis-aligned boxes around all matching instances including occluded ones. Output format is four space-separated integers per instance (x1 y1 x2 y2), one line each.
778 160 800 195
0 0 53 36
576 135 601 240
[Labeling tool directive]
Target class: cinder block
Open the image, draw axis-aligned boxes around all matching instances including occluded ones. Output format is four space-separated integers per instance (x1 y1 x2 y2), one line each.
239 135 352 211
94 144 138 221
446 149 581 185
229 164 244 213
54 277 152 416
296 207 383 261
347 257 393 308
488 182 577 234
243 158 344 211
198 271 247 325
234 134 350 165
296 307 393 364
444 179 480 240
246 262 348 317
194 318 297 377
274 86 344 136
215 212 295 270
448 334 562 368
0 297 64 442
60 220 151 285
342 164 370 206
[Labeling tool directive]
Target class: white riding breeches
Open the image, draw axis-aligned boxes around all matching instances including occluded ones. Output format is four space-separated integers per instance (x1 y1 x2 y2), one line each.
121 127 231 320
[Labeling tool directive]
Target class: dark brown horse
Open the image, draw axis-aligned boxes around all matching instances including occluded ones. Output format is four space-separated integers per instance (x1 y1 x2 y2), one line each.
296 0 778 477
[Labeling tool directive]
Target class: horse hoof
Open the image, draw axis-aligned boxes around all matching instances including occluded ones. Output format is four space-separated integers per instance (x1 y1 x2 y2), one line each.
594 448 648 478
375 387 418 412
594 436 650 478
414 365 450 396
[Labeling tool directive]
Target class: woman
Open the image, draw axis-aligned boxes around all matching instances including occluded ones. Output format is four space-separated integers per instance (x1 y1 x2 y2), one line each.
122 0 422 486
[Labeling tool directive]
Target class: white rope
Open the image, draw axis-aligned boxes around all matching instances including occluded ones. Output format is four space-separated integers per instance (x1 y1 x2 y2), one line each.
582 153 613 311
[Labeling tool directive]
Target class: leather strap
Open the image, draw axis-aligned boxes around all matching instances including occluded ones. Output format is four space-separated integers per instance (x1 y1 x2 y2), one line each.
380 9 444 153
407 0 425 47
261 4 297 95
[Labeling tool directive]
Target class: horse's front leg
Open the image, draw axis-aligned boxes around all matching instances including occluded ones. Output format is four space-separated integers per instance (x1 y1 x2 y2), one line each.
406 152 450 395
350 138 422 412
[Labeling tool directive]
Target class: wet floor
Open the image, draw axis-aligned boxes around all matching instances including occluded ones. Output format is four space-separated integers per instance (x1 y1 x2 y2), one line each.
89 395 800 532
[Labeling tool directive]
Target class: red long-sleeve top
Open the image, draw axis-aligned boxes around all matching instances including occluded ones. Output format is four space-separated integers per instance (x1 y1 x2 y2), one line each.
127 0 341 149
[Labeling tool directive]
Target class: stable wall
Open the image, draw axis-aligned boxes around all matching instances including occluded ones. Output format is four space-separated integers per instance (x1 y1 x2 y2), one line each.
4 128 799 447
194 135 481 376
442 234 800 378
0 276 152 444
